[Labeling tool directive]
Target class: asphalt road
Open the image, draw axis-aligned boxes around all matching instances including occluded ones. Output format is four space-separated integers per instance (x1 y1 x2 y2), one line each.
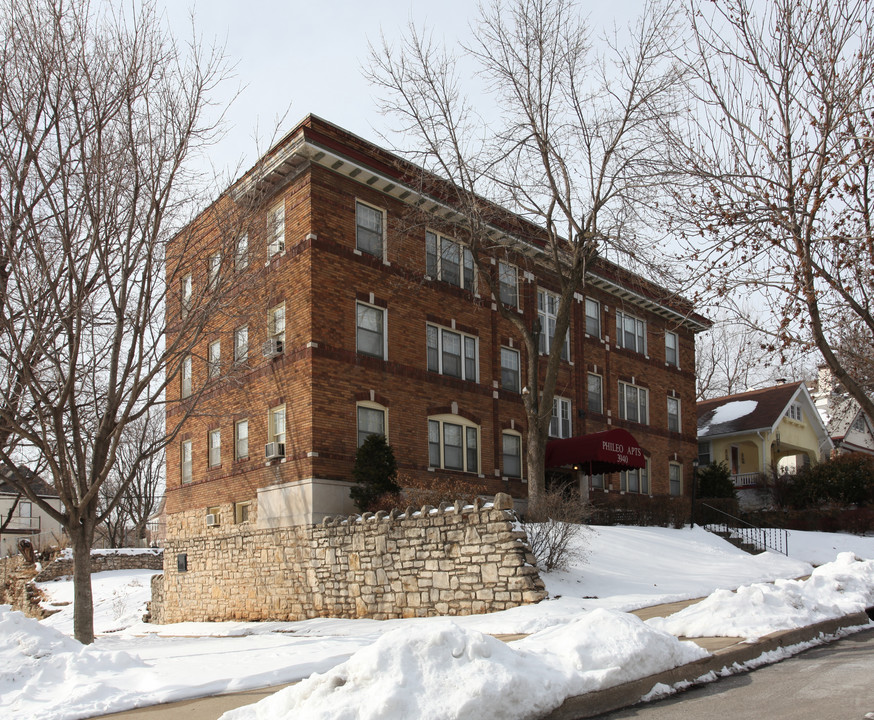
593 627 874 720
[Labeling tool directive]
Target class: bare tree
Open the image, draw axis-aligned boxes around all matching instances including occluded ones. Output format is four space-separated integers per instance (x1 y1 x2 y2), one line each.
0 0 240 643
670 0 874 421
115 412 165 545
368 0 684 501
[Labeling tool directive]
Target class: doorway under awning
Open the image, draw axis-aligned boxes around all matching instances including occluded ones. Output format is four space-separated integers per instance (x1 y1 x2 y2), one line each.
545 428 646 474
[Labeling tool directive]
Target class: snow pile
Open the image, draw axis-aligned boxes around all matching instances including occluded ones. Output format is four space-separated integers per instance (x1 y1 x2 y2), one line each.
222 610 708 720
699 399 758 434
647 552 874 640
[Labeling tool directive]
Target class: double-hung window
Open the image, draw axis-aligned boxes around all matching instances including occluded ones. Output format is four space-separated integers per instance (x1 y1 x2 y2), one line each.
268 303 285 343
500 347 520 392
498 262 518 307
618 381 648 424
268 202 285 257
426 231 474 290
502 432 522 478
208 253 221 289
356 302 386 359
669 463 682 496
667 396 681 433
585 298 601 337
181 356 192 399
269 406 286 447
587 373 603 414
665 331 678 366
208 340 221 379
181 274 192 318
698 441 712 466
428 417 479 473
234 326 248 365
180 440 192 484
235 232 249 270
620 459 650 494
427 324 477 381
616 310 646 354
356 201 384 259
537 289 570 361
235 419 249 460
208 429 221 468
357 404 387 447
550 396 572 438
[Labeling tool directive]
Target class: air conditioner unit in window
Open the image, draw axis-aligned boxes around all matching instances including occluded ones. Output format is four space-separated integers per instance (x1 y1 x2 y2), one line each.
265 442 286 460
268 240 285 257
205 513 218 527
262 337 283 358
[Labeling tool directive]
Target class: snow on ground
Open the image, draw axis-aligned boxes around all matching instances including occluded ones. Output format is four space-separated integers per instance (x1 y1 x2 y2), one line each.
2 526 873 720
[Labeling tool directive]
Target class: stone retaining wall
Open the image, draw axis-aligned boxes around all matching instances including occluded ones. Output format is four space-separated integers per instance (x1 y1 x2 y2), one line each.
151 499 546 624
33 549 164 582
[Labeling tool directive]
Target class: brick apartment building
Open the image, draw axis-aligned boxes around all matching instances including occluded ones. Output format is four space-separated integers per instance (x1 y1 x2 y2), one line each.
164 115 710 530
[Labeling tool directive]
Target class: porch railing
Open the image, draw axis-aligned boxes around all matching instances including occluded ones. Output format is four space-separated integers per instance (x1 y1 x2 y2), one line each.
700 502 788 555
730 472 763 487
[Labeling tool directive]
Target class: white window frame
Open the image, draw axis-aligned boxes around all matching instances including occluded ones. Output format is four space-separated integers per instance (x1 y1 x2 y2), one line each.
356 200 385 259
537 289 570 361
620 458 650 494
234 325 248 365
585 298 601 338
181 440 192 484
181 274 192 318
550 396 572 439
616 310 647 354
667 396 681 433
235 419 249 460
235 232 249 270
787 403 803 421
587 373 603 414
356 301 386 359
669 462 683 496
208 429 221 468
502 431 523 479
498 262 518 308
181 355 192 399
208 252 221 289
665 330 678 367
357 402 387 447
427 323 478 382
426 230 475 290
269 303 286 343
428 415 480 474
618 381 649 425
208 340 221 379
268 405 286 445
698 441 712 466
500 346 520 393
267 201 285 257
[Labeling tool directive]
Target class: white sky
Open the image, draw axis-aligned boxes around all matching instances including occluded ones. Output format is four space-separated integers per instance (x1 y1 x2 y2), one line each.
157 0 644 180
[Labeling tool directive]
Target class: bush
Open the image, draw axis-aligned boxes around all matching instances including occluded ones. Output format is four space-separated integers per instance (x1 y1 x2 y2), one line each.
400 473 487 510
784 454 874 509
588 492 691 528
696 462 736 499
522 487 591 571
349 435 400 512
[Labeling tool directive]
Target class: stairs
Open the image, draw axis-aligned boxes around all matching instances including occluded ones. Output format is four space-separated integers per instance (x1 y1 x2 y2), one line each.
711 529 761 555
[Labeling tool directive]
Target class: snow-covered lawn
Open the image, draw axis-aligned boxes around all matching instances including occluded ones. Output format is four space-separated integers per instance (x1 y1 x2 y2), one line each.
2 525 873 720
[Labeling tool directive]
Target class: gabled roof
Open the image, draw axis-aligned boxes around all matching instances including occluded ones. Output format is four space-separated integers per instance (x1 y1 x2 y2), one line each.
697 382 806 438
0 465 58 497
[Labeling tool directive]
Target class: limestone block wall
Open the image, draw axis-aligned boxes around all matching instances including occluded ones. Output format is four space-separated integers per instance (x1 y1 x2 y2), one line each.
33 549 164 582
151 500 546 624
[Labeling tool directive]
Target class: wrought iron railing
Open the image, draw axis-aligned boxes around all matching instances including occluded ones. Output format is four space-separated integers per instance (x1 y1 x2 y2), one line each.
700 503 788 555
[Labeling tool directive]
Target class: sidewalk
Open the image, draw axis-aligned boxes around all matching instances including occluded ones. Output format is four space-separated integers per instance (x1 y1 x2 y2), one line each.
97 599 872 720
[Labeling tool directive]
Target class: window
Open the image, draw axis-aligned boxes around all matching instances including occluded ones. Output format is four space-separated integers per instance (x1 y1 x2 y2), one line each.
428 416 479 473
427 324 477 381
268 303 286 343
269 405 286 445
787 403 803 421
665 331 678 367
206 506 221 525
537 289 570 361
19 501 31 518
426 231 475 290
356 201 384 258
587 373 603 414
500 347 520 392
234 326 248 364
235 419 249 460
357 404 387 447
589 473 604 489
669 463 682 496
616 310 646 354
502 432 522 478
268 202 285 257
181 440 192 484
208 429 221 468
550 397 572 438
208 253 221 289
208 340 221 379
698 441 711 466
498 262 518 307
585 298 601 337
620 459 650 494
181 274 192 318
618 381 648 424
356 302 386 359
235 232 249 270
667 396 681 433
234 502 251 524
181 356 192 399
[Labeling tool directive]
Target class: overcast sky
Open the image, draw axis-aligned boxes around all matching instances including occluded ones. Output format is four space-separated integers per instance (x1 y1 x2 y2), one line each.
157 0 643 181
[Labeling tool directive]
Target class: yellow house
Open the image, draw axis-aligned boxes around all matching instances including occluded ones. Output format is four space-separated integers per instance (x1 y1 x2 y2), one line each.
697 382 833 489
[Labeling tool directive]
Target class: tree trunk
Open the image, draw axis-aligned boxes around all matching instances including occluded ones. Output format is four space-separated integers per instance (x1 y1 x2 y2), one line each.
70 526 95 645
526 424 547 508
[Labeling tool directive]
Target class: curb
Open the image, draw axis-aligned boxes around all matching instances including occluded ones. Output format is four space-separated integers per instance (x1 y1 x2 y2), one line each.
541 611 872 720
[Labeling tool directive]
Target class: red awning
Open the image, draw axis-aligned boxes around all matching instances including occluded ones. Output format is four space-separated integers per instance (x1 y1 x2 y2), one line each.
545 428 646 474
